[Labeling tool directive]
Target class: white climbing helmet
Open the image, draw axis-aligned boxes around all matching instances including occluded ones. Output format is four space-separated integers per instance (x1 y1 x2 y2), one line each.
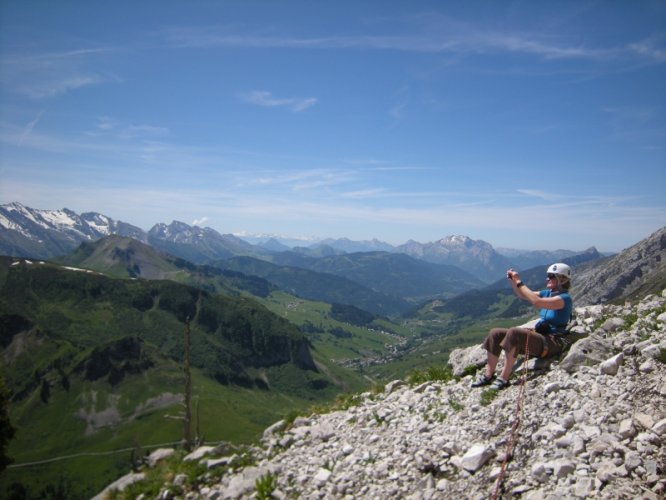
547 262 572 280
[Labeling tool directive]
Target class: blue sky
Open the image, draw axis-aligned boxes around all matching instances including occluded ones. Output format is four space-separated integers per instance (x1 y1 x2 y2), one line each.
1 1 664 252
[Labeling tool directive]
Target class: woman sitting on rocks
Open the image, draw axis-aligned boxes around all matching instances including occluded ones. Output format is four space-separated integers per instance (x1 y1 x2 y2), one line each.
471 263 573 390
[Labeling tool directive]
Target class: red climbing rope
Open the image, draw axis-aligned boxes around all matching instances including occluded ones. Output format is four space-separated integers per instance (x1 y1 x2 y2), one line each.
491 331 532 500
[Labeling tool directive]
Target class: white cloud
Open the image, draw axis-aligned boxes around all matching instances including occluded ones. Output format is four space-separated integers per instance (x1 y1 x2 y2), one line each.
341 188 387 199
19 74 107 99
87 117 169 140
1 44 121 100
241 168 357 192
158 22 666 65
17 111 44 146
96 116 118 131
121 125 169 139
516 189 558 201
242 90 318 112
192 216 208 227
629 37 666 62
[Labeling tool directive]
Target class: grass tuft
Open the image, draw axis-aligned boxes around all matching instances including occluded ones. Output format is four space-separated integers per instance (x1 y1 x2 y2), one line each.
255 472 278 500
657 348 666 365
479 389 498 406
407 365 454 385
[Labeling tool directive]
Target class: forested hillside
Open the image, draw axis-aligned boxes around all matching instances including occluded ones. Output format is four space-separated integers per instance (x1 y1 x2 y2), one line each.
0 257 357 498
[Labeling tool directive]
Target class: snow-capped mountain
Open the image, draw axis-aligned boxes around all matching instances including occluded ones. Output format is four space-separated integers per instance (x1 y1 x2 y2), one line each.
316 237 395 253
233 231 321 249
0 202 145 259
1 203 601 278
147 221 267 263
0 202 272 263
396 235 509 280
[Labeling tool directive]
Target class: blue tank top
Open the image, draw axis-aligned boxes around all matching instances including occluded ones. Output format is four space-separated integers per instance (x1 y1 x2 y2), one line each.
538 290 573 333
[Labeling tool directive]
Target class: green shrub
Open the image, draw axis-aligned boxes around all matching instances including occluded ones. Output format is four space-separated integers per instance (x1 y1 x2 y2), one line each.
308 391 366 416
335 392 364 410
624 313 638 329
372 411 386 425
370 383 386 395
407 365 454 385
281 410 302 430
255 472 278 500
479 389 498 406
658 348 666 365
461 364 478 378
448 397 464 412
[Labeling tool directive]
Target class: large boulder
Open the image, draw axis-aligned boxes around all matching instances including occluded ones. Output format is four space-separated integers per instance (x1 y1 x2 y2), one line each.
559 334 615 373
447 344 488 376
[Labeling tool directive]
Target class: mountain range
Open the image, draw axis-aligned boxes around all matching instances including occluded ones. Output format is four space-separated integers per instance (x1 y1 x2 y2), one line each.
0 202 599 282
1 200 665 498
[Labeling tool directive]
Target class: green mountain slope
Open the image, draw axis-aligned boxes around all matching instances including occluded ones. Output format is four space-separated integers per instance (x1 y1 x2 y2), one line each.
215 256 412 316
0 257 362 498
58 235 276 298
58 235 186 280
53 236 412 378
309 251 484 301
270 250 484 302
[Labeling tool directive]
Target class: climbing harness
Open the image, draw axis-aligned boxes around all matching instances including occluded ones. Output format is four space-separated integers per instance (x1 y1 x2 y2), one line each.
541 332 573 359
490 331 531 500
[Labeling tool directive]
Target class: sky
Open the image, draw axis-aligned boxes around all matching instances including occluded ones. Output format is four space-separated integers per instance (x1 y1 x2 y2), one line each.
1 1 665 253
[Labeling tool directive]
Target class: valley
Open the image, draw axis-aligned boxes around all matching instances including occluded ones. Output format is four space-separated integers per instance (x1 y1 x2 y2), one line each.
0 203 664 499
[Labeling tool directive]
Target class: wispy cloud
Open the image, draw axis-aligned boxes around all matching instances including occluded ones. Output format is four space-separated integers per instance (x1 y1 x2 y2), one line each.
629 37 666 62
342 188 387 199
95 116 118 131
1 46 120 99
87 116 169 140
159 24 666 65
120 125 169 139
243 168 357 194
600 105 664 144
18 74 109 99
515 189 641 208
516 188 560 202
192 216 208 226
602 105 656 124
242 90 318 112
340 188 470 200
17 111 44 146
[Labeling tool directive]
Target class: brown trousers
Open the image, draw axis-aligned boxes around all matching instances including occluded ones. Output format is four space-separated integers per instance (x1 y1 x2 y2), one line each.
482 327 567 359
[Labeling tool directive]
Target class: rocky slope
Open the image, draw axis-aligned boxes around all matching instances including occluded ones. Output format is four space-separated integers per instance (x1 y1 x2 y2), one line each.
98 290 666 499
573 226 666 306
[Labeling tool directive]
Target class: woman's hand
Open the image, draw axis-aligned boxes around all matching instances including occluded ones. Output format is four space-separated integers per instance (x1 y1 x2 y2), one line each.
506 269 520 282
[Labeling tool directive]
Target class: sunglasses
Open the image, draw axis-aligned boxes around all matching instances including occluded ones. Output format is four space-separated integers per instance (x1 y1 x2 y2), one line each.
546 274 558 280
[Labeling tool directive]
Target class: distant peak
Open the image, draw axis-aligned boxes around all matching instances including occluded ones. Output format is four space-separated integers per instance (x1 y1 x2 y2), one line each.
168 220 191 229
438 235 472 245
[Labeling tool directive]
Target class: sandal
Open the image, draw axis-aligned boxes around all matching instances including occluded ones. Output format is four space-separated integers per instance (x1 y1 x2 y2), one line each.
471 373 495 387
490 377 510 390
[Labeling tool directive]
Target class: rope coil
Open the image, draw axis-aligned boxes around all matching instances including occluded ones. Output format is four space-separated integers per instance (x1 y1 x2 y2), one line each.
491 331 531 499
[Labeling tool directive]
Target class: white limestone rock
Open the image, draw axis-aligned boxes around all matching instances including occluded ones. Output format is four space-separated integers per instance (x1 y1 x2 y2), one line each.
460 443 494 473
599 352 624 375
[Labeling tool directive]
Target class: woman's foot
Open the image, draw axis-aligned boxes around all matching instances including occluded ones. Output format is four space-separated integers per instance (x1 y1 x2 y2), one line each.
489 377 510 390
471 373 495 387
